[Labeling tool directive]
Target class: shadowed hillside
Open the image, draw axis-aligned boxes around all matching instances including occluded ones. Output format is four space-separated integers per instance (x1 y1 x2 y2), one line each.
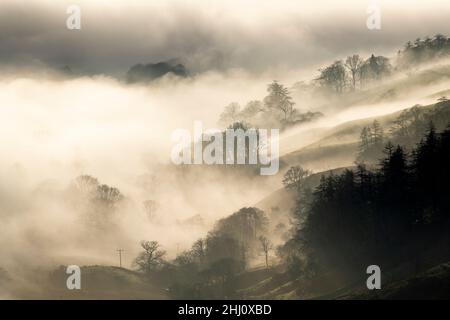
9 266 168 300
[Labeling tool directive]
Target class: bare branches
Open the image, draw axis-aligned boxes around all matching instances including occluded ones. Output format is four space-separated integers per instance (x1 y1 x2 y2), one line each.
282 165 312 193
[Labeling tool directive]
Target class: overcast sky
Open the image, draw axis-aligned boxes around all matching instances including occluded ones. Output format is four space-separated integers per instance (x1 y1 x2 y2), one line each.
1 0 449 76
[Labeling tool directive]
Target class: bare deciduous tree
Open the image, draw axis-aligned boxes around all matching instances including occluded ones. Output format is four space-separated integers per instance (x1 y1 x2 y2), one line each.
259 236 273 268
345 54 363 90
263 81 295 122
74 175 99 197
143 200 158 221
191 238 206 265
218 102 241 126
282 165 312 193
134 240 166 273
95 184 123 208
316 60 347 94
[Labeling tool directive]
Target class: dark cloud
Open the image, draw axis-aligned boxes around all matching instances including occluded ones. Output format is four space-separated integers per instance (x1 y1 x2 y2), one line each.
0 1 449 77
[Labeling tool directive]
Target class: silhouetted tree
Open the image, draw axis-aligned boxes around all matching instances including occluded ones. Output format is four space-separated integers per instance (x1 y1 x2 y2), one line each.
143 200 158 221
219 102 241 126
74 175 99 197
345 54 363 90
263 81 295 122
282 165 312 193
94 184 123 208
316 60 347 93
259 236 273 268
134 241 166 273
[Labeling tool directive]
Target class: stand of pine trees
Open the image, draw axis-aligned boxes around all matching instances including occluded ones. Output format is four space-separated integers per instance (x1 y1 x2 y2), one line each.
288 123 450 281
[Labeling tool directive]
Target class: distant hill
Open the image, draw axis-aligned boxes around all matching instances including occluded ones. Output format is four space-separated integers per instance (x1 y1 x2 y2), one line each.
126 61 188 83
281 99 450 172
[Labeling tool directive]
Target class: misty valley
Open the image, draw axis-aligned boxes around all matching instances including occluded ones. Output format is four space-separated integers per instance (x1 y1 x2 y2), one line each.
1 0 450 302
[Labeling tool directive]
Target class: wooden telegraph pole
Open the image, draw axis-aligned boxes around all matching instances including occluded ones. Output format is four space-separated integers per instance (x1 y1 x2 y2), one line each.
117 249 124 268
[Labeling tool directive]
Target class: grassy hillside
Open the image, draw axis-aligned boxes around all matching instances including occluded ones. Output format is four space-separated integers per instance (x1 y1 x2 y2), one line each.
10 266 168 300
221 259 450 300
338 261 450 300
281 99 450 172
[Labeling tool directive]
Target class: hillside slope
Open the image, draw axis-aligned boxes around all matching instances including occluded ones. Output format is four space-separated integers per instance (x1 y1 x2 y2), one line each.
338 261 450 300
9 266 168 300
281 99 450 172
